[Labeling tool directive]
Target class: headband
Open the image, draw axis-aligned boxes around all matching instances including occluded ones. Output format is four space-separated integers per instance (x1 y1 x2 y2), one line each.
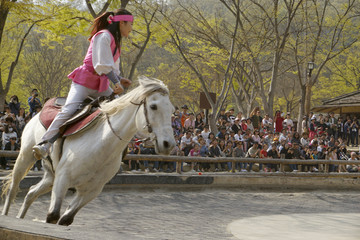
108 15 134 24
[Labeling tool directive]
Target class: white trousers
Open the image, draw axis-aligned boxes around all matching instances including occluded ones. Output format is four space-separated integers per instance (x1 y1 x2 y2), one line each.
41 82 112 142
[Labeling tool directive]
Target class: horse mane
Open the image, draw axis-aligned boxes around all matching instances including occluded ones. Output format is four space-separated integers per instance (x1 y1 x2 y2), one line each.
100 76 169 116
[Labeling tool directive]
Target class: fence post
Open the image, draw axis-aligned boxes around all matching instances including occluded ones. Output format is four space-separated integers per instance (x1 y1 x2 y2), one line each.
176 161 181 174
232 161 235 173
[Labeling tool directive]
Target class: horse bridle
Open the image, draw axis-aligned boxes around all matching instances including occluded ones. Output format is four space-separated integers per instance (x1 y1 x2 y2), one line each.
105 95 154 142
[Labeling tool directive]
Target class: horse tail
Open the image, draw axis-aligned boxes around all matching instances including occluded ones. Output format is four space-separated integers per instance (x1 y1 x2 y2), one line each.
1 155 33 199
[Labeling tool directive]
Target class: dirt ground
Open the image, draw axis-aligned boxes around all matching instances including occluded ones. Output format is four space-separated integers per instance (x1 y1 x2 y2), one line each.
1 187 360 240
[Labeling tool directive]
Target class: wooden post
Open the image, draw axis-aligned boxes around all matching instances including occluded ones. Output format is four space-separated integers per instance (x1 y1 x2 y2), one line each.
232 161 235 173
176 161 181 174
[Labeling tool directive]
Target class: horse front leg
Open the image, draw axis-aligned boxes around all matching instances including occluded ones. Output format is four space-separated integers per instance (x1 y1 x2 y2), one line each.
46 172 70 224
58 186 104 226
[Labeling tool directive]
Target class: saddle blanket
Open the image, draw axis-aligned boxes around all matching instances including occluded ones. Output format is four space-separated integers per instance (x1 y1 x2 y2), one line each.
39 98 102 137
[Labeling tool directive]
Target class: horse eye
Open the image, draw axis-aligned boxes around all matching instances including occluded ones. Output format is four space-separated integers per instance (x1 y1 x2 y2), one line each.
150 104 157 110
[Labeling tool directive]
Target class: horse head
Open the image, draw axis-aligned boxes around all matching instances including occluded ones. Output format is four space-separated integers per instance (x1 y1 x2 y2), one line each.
135 77 176 155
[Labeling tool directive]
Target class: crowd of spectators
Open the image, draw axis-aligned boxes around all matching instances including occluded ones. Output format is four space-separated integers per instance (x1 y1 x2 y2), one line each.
0 90 42 170
1 91 359 174
127 105 360 173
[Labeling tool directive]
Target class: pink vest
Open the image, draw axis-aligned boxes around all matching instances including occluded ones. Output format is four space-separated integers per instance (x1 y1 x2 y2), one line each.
68 30 120 92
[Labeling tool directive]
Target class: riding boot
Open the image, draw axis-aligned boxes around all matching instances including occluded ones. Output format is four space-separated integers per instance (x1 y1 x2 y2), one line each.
32 142 53 160
33 132 61 160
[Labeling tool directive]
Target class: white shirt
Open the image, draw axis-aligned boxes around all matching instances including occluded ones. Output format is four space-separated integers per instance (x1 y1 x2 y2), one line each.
283 118 294 127
201 131 210 140
2 131 17 150
180 135 192 149
92 32 121 76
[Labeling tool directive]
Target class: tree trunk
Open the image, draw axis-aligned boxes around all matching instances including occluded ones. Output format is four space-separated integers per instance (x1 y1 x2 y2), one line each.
304 83 312 116
0 89 5 112
297 87 306 134
208 113 218 135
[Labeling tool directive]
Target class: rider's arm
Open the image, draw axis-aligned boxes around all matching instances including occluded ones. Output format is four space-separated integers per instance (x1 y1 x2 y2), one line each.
92 31 120 77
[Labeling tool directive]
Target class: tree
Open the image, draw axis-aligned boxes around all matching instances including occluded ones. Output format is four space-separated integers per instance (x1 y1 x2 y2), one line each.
156 0 239 133
287 0 360 132
0 0 92 111
222 0 304 118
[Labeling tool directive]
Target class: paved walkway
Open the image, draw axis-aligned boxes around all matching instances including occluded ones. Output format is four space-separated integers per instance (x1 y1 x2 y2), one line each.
1 188 360 239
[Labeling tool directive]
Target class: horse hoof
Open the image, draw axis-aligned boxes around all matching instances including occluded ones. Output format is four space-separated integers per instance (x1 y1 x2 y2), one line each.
58 215 74 226
46 212 60 224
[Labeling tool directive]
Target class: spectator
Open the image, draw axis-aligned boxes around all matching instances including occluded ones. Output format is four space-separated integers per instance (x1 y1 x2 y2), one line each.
199 138 209 171
16 108 26 135
224 141 234 171
251 129 261 145
184 113 195 132
346 152 359 172
309 117 317 140
168 136 183 172
328 147 338 172
216 126 227 140
233 141 245 172
344 117 352 145
195 113 205 130
329 112 337 137
28 89 42 118
8 95 20 116
208 139 222 171
126 141 140 172
337 116 344 140
246 118 254 134
234 129 243 142
179 105 189 129
245 142 260 172
250 107 262 131
218 109 227 122
201 125 210 140
267 143 280 172
206 132 215 147
274 110 284 133
300 132 310 147
259 143 268 172
286 147 297 172
1 121 17 150
262 113 273 132
2 137 20 170
228 108 236 124
240 117 247 132
171 114 182 136
139 139 158 173
350 116 359 147
291 132 301 146
231 118 242 134
279 129 288 143
301 115 308 134
180 130 194 156
283 113 294 132
188 143 200 172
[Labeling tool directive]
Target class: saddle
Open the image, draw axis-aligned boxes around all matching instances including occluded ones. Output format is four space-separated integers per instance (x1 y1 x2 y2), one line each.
39 96 112 137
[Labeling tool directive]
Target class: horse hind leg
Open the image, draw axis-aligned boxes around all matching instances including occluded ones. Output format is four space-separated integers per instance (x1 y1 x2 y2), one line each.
2 151 37 216
58 186 104 226
17 163 54 219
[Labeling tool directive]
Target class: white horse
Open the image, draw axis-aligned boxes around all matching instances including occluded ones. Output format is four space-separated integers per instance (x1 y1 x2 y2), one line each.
1 76 176 225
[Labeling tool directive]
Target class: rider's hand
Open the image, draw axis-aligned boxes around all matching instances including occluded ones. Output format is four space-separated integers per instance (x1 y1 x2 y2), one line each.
113 83 124 94
120 78 132 88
